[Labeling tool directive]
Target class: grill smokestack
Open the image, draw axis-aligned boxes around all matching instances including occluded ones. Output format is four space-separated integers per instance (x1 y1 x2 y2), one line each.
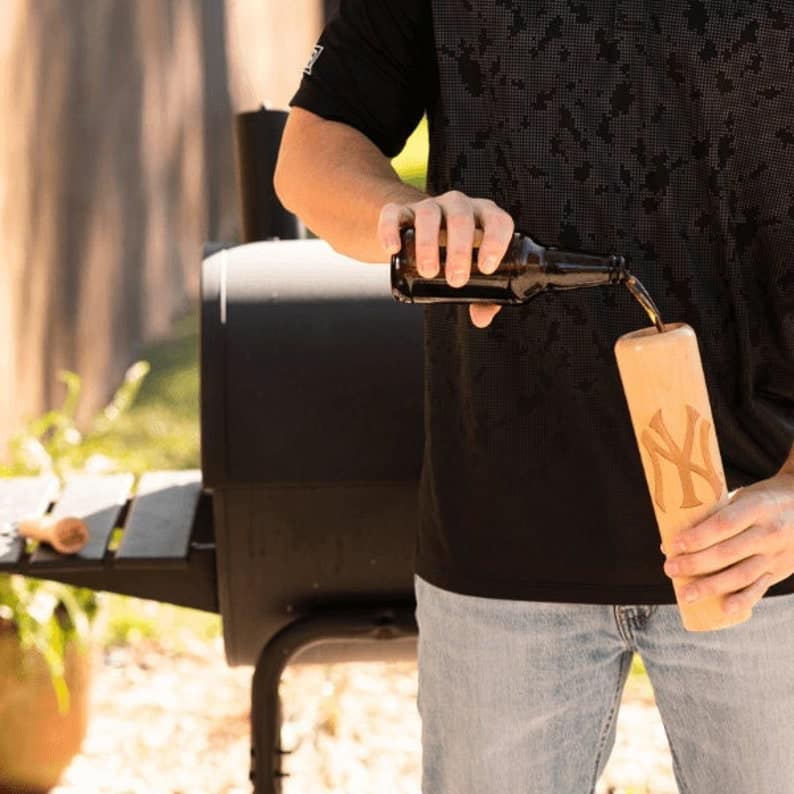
234 106 305 242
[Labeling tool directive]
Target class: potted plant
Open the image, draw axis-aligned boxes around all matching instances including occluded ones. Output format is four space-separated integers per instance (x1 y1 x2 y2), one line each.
0 363 148 792
0 576 100 792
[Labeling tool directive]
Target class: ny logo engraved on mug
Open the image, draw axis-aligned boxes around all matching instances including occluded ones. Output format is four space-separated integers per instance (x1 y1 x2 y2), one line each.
641 405 723 512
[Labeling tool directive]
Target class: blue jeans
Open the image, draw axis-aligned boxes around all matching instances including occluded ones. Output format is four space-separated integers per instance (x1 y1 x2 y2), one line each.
414 573 794 794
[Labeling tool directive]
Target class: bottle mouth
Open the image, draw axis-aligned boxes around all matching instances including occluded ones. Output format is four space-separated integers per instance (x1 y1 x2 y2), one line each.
611 254 630 283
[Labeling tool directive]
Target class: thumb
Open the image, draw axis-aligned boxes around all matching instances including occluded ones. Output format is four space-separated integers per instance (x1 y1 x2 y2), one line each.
378 203 417 255
469 303 502 328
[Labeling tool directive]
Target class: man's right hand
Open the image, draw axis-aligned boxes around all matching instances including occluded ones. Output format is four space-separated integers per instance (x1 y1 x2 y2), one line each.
377 191 515 328
275 109 513 327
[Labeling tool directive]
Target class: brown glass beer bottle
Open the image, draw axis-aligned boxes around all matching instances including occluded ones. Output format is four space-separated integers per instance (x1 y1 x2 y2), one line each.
391 227 629 305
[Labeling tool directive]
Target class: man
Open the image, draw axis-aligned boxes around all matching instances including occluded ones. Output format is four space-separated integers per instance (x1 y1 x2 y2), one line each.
275 2 794 791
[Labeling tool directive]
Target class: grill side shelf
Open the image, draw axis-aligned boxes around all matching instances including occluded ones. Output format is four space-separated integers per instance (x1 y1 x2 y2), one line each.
28 474 134 569
114 470 202 569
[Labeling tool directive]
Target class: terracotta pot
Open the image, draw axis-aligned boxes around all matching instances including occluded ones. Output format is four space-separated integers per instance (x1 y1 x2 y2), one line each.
0 622 93 793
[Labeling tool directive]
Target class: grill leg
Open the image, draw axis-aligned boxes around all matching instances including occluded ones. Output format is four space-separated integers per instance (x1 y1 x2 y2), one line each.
249 605 417 794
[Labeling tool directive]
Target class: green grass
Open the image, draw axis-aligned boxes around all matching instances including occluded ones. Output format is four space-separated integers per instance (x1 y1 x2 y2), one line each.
70 309 200 475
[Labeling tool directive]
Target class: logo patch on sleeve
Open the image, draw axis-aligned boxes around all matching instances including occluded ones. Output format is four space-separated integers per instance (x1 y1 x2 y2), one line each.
303 45 324 76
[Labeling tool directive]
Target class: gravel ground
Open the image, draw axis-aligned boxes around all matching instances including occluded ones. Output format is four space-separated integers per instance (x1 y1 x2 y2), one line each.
50 636 677 794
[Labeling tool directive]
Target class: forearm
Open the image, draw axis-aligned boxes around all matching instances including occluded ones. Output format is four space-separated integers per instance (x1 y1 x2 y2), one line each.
274 107 426 262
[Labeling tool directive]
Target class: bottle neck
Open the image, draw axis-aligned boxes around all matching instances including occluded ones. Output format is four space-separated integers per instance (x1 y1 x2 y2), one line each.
511 239 628 300
541 248 628 283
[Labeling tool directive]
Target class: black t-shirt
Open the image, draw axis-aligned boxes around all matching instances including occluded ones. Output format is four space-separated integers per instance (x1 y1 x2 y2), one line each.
292 0 794 604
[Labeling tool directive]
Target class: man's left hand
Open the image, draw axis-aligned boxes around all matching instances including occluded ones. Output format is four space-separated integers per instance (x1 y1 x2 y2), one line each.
662 470 794 615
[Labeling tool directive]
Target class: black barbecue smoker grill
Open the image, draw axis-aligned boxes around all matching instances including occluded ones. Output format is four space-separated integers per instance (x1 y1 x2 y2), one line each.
0 108 423 793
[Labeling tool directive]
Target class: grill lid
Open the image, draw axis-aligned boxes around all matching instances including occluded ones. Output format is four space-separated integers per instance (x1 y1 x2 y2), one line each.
200 240 425 487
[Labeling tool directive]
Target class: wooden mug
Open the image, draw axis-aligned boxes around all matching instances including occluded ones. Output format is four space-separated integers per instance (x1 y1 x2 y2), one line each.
614 322 751 631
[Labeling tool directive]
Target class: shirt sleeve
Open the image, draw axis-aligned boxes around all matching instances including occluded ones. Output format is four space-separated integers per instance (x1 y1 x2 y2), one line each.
289 0 435 158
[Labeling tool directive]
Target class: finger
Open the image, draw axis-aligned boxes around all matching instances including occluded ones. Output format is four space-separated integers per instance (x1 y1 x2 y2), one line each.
438 228 484 247
412 199 443 278
473 200 515 274
377 203 415 257
436 191 475 288
722 572 775 616
663 523 771 578
670 491 766 554
677 554 768 603
469 303 502 328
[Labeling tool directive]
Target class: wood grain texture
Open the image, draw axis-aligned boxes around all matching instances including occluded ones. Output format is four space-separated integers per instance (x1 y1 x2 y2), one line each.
614 322 750 631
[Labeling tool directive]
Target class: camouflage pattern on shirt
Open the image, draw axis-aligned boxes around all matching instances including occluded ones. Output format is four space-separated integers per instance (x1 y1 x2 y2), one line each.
417 1 794 594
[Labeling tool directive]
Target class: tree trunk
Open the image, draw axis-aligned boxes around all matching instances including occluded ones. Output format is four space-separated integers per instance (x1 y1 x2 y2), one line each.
0 1 322 454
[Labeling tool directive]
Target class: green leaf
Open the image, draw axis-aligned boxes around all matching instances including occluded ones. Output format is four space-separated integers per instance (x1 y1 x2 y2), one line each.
91 361 151 434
